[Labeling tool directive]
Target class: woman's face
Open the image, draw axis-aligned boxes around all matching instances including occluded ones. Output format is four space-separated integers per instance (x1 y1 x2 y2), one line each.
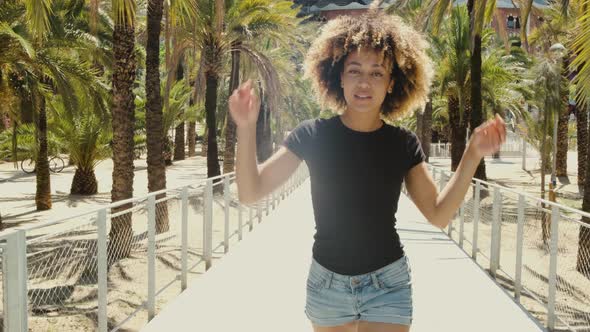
340 49 394 116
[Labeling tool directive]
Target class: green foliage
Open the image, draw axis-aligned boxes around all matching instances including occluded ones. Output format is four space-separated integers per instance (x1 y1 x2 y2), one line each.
0 123 60 161
49 100 112 171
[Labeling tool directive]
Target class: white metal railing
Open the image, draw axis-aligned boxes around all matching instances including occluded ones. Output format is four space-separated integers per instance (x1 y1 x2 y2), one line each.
429 138 538 159
407 165 590 332
0 164 309 332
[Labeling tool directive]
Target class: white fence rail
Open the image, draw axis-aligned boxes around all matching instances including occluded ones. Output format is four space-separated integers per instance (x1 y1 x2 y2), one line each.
411 165 590 332
0 165 309 332
429 138 539 159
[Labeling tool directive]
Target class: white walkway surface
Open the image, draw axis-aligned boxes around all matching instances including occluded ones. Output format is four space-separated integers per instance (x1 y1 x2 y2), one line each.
142 180 546 332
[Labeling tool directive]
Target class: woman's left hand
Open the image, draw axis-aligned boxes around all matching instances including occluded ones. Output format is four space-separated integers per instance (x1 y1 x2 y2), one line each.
467 114 507 159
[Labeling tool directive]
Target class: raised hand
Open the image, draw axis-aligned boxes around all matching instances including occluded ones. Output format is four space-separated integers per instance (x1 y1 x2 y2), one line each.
228 79 261 129
468 114 507 159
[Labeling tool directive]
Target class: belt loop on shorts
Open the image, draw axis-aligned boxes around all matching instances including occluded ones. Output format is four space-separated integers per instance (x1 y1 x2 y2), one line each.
371 273 381 290
326 272 333 289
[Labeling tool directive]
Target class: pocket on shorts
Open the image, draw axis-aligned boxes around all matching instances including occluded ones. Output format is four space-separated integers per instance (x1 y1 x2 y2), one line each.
378 257 411 290
306 271 327 293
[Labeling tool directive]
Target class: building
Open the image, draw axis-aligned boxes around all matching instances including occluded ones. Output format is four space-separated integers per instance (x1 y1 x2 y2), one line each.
303 0 549 50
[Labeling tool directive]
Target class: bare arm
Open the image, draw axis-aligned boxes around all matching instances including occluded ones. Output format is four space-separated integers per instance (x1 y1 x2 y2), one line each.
230 79 302 205
405 115 506 228
236 125 301 204
404 149 480 228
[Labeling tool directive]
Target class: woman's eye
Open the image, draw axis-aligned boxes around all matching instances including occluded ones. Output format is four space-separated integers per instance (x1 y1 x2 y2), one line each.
372 72 384 77
349 70 360 74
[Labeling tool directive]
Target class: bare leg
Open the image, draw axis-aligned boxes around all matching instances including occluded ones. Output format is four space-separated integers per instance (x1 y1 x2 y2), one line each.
357 321 410 332
312 321 358 332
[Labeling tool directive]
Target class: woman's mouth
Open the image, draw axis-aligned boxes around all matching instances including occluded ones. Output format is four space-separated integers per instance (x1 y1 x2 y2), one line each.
354 94 372 100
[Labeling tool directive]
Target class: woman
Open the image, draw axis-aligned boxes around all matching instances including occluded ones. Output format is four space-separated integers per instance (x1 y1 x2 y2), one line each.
229 10 506 332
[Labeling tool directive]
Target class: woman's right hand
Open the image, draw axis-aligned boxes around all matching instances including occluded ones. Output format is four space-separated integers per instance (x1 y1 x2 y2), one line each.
229 79 261 129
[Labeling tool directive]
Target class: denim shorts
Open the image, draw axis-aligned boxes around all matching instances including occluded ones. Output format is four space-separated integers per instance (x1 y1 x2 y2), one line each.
304 255 413 327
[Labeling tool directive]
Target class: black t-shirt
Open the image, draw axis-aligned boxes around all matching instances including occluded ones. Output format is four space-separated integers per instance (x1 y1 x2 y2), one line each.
283 115 426 275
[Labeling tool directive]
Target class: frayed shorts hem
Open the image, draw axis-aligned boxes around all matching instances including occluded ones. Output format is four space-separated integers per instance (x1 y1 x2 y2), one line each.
305 309 357 327
359 313 412 326
305 310 412 328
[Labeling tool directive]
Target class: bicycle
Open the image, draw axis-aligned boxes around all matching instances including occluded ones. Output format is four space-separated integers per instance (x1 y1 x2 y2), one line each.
21 156 66 174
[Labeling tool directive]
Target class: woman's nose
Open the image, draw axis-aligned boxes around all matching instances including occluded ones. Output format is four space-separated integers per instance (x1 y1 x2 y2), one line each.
357 80 370 89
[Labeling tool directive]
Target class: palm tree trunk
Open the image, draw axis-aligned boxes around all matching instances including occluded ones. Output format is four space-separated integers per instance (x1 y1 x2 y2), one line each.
163 2 171 114
201 126 208 157
556 104 569 177
448 96 468 171
174 123 185 160
35 97 51 210
540 97 551 245
256 85 272 163
70 168 98 195
415 108 424 147
174 61 186 161
422 98 433 162
577 118 590 277
205 70 221 179
468 10 487 181
146 0 169 233
541 101 548 201
188 121 196 156
578 103 588 193
223 42 241 174
109 20 136 260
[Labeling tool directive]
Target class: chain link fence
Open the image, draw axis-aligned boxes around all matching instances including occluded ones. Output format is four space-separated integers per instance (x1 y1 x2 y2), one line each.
430 165 590 332
0 165 309 332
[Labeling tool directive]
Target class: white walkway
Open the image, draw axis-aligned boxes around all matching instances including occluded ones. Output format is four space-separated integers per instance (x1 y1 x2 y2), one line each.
142 180 546 332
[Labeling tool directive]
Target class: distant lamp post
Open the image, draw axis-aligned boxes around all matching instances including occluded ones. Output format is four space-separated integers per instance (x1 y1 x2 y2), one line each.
549 43 566 202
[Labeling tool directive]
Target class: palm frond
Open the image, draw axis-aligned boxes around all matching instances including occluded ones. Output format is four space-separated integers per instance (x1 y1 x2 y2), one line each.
112 0 136 26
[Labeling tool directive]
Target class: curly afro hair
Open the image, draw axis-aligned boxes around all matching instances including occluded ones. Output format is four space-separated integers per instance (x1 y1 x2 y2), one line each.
303 10 434 121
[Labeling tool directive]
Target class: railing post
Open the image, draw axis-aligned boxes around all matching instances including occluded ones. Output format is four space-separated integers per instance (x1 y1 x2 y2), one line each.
522 136 526 171
147 195 156 321
265 195 270 216
3 229 28 332
472 182 481 259
181 187 188 291
248 205 253 231
490 187 502 278
459 204 465 248
223 176 230 254
271 191 276 210
238 203 243 241
97 210 108 332
547 205 560 330
204 179 213 270
515 194 525 302
439 171 446 192
257 200 262 224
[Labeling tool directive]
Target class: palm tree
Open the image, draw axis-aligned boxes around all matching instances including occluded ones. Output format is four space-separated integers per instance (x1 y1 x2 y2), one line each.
528 1 575 178
555 88 570 177
51 101 112 195
430 0 496 179
162 0 200 162
145 0 169 232
173 60 187 161
466 0 487 179
221 0 300 173
1 0 110 209
436 5 471 171
564 0 590 277
386 0 436 159
109 0 137 260
177 0 292 178
577 100 587 193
